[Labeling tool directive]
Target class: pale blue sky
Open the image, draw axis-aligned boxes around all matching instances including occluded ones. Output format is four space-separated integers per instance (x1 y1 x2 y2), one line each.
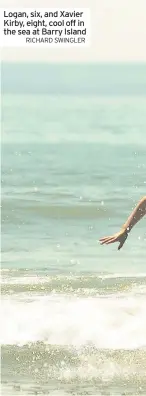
1 0 146 62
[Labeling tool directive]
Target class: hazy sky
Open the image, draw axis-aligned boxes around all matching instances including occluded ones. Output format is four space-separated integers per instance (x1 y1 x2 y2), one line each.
1 0 146 62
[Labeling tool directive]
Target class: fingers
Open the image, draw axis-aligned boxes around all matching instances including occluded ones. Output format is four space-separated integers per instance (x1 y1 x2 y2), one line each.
118 235 127 251
99 231 127 250
106 238 116 245
118 240 124 250
99 237 110 245
99 236 116 245
99 236 112 243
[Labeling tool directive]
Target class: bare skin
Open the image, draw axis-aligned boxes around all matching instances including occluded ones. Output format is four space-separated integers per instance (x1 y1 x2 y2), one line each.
99 196 146 250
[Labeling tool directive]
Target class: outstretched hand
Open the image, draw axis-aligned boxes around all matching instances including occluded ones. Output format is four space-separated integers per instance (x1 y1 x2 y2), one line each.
99 228 128 250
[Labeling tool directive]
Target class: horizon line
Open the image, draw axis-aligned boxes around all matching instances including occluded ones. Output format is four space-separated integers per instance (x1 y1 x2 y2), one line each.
2 61 146 65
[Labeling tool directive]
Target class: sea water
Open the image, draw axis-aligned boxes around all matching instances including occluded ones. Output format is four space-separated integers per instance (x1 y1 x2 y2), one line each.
1 63 146 395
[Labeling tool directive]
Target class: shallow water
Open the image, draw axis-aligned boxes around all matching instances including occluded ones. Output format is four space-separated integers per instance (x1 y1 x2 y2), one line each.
1 64 146 395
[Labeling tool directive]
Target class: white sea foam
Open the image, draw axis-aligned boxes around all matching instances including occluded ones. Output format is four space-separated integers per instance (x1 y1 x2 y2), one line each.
98 273 146 279
1 275 51 285
1 272 146 285
1 292 146 349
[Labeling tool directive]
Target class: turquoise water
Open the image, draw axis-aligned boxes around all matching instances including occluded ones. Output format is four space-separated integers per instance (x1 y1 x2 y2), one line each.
1 64 146 395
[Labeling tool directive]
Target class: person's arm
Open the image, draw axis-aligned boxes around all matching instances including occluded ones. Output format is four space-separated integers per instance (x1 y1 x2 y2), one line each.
122 196 146 233
99 196 146 250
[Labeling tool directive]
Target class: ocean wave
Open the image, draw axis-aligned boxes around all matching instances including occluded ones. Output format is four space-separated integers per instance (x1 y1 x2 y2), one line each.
1 292 146 349
2 202 109 219
2 343 146 385
1 272 146 295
